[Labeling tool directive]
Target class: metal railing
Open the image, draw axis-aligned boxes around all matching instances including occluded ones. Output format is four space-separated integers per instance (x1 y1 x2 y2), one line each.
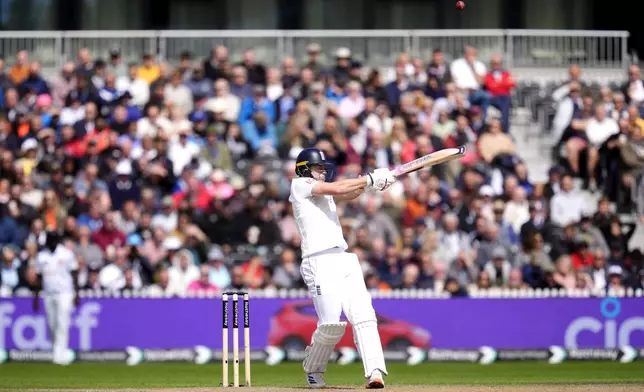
0 29 629 70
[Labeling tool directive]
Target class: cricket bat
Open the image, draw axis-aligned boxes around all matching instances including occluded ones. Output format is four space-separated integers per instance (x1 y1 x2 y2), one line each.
392 146 466 178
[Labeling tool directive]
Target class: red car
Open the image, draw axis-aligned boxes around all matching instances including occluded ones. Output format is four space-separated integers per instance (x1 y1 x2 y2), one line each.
267 301 431 351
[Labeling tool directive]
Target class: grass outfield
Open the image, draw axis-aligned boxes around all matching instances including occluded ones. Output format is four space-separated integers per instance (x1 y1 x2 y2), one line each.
0 362 643 390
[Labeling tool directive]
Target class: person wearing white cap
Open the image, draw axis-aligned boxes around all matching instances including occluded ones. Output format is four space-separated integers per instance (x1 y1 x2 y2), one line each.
607 265 624 291
333 47 352 81
304 43 325 77
108 161 140 211
18 138 39 176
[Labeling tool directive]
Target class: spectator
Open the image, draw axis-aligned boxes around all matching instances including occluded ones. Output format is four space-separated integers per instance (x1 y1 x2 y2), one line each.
242 112 277 154
91 213 126 251
116 64 149 107
20 62 49 98
229 66 252 99
76 225 104 269
338 81 365 120
478 118 516 164
505 268 529 289
607 265 625 291
136 54 161 85
484 55 515 132
145 267 173 297
164 70 194 115
450 46 490 123
98 246 129 291
203 46 229 81
426 49 451 86
550 174 585 228
589 250 608 290
552 64 588 102
265 68 283 101
483 247 512 287
0 245 20 295
239 84 275 124
0 45 640 300
185 65 213 104
187 264 219 294
437 213 471 266
107 50 127 79
272 248 302 289
280 56 299 87
384 60 410 109
168 249 199 296
205 79 241 123
199 124 233 172
239 49 266 86
9 50 30 86
553 255 576 289
447 250 478 288
205 246 231 289
621 65 644 106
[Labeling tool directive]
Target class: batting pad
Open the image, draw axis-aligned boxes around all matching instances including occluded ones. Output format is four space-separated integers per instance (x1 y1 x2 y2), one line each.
302 322 347 374
353 320 388 378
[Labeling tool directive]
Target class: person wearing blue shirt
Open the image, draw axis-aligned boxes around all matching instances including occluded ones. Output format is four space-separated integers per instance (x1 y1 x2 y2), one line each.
325 82 346 105
98 73 121 108
242 112 277 153
238 85 276 124
19 63 50 98
384 64 410 108
275 81 296 124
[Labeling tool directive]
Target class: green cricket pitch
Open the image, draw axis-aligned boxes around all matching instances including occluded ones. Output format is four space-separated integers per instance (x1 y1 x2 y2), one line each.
1 362 643 391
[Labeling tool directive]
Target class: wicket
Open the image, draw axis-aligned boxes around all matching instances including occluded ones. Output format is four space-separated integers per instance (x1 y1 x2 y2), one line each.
222 292 251 387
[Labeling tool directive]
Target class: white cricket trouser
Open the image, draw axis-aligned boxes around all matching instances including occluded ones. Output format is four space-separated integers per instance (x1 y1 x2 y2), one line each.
44 292 74 364
300 247 387 377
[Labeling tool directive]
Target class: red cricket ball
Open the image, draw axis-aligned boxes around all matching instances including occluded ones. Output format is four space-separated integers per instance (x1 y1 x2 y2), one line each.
456 1 465 10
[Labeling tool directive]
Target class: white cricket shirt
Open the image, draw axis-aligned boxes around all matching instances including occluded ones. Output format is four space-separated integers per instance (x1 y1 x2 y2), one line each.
289 177 348 258
35 245 78 295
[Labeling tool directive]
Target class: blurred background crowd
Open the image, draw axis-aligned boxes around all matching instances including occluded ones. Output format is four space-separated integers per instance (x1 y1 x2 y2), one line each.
0 43 643 298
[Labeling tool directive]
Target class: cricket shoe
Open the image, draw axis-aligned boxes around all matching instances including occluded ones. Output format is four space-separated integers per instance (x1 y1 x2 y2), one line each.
366 369 385 389
306 372 326 388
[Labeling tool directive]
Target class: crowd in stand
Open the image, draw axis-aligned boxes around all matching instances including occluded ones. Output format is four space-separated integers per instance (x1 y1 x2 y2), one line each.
0 43 642 298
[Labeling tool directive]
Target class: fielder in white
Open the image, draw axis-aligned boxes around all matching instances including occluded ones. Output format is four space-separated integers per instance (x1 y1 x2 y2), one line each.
33 231 80 365
289 147 395 389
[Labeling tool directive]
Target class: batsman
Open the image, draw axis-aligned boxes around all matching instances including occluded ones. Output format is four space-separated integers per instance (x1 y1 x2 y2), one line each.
289 147 395 389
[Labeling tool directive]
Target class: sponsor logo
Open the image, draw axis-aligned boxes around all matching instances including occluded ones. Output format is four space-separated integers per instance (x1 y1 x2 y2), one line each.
564 298 644 348
0 302 101 350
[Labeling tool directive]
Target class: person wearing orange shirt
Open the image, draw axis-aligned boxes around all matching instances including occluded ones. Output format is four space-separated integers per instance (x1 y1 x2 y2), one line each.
82 117 111 153
9 50 30 85
241 254 265 289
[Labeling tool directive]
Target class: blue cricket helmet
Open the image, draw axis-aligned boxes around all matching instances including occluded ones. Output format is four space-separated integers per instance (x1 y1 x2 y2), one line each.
295 148 335 179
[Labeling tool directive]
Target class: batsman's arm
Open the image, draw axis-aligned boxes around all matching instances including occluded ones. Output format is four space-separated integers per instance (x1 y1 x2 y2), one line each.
333 187 365 203
311 176 370 197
